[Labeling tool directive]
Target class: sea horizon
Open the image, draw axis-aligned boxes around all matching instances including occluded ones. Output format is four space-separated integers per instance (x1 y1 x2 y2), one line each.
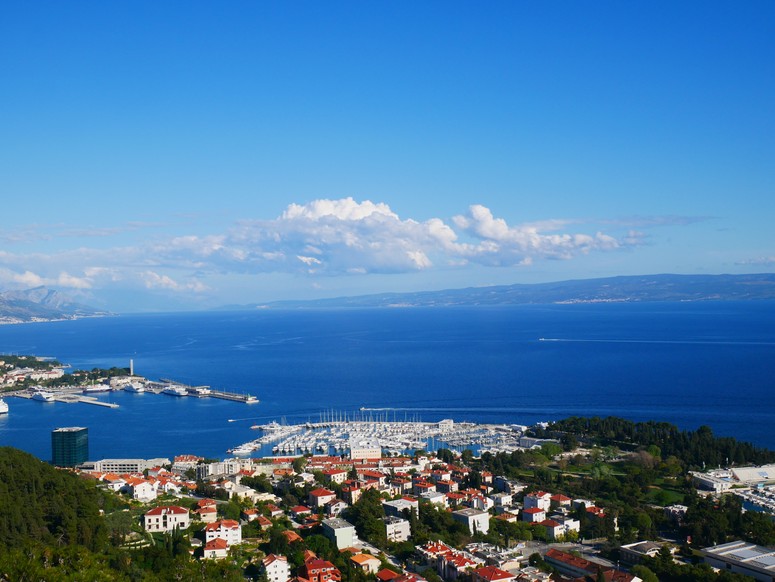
1 301 774 461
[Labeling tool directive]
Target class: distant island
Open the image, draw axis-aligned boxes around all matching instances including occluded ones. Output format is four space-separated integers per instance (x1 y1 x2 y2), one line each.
0 286 109 324
235 273 775 310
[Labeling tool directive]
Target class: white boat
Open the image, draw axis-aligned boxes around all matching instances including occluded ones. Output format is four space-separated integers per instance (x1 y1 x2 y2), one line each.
0 398 8 414
83 384 112 393
32 390 55 402
161 385 188 397
124 382 146 393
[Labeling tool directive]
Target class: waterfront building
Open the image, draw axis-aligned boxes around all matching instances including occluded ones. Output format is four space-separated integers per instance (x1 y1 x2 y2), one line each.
51 427 88 467
82 457 171 474
349 437 381 461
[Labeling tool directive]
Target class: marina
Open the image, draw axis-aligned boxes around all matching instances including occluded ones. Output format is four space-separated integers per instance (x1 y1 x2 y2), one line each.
227 416 537 458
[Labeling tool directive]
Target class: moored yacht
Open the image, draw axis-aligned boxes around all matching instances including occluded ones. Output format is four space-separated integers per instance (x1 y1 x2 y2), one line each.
124 382 146 393
0 398 8 414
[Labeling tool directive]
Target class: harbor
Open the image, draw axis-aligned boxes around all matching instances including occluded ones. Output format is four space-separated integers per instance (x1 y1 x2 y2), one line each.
226 415 540 458
4 377 259 410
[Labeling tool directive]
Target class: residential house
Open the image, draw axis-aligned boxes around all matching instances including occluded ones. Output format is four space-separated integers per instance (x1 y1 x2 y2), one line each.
309 488 337 509
204 519 242 546
452 508 490 535
262 554 291 582
203 538 229 559
143 505 190 532
383 516 411 543
351 553 381 574
322 518 357 550
300 558 342 582
472 566 516 582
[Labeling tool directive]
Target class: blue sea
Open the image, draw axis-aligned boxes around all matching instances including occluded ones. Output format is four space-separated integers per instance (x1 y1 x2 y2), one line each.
0 302 774 462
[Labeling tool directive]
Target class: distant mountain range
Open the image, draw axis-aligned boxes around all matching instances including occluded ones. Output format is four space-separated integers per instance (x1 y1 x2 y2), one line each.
239 273 775 310
0 287 109 324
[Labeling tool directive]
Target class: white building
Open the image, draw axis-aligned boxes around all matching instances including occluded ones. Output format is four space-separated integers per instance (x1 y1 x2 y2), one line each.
702 541 775 582
204 520 242 546
87 458 171 473
322 518 357 550
349 437 382 461
262 554 291 582
452 508 490 535
384 516 411 542
523 491 552 512
143 506 191 532
383 497 419 518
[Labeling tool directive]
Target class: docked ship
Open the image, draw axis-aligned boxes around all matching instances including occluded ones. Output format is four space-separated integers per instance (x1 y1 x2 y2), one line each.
32 390 55 402
83 384 112 393
124 382 146 393
0 398 8 414
161 385 188 397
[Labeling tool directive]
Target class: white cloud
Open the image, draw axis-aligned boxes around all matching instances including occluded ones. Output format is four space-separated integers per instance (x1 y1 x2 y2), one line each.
736 256 775 266
0 198 642 298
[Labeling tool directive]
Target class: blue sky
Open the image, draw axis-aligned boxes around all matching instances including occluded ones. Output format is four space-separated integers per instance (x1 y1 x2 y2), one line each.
1 2 773 311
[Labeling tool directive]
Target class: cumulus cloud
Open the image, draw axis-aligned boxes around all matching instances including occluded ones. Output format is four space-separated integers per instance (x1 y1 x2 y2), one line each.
0 198 647 298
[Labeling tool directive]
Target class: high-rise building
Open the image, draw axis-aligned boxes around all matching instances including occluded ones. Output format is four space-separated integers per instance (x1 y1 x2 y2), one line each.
52 426 88 467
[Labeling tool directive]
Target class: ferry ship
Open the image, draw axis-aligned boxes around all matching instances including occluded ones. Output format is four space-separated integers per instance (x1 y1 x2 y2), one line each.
32 390 56 402
0 398 8 414
161 385 188 397
124 382 146 393
83 384 112 394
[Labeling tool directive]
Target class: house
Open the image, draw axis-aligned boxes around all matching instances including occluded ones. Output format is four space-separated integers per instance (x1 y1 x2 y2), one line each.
351 553 381 574
550 493 572 508
322 518 357 550
416 541 455 569
326 499 349 518
472 565 516 582
383 516 411 542
267 504 284 517
523 491 551 512
242 508 261 521
300 558 342 582
452 508 490 535
203 537 229 559
384 497 419 519
143 505 190 532
322 469 349 485
537 519 563 540
521 507 546 523
377 569 402 582
283 530 303 543
309 488 337 509
122 477 157 501
421 491 448 508
194 505 218 523
204 519 242 546
440 551 483 580
262 554 291 582
291 505 313 519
